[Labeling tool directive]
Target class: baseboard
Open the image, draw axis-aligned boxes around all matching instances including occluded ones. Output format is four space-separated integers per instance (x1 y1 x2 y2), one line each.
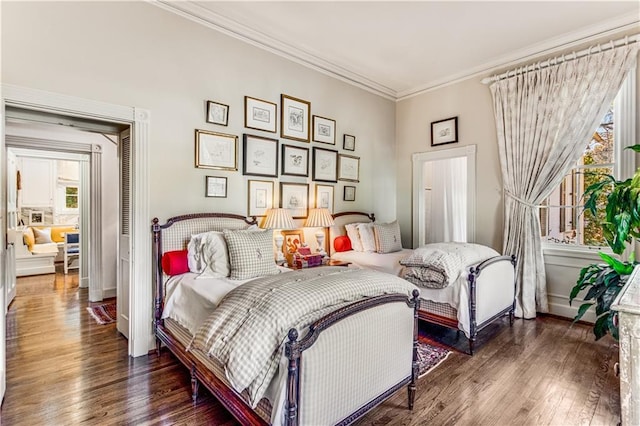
103 288 116 299
547 292 596 324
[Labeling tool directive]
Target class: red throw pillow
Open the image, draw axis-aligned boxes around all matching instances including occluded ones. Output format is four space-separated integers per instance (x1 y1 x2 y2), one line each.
162 250 189 276
334 235 353 252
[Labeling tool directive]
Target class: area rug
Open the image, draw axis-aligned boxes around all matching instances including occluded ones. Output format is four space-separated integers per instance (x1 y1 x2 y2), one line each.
86 303 117 325
417 339 451 378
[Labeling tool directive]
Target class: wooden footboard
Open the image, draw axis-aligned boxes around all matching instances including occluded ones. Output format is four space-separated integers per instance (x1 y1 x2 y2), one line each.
152 213 420 426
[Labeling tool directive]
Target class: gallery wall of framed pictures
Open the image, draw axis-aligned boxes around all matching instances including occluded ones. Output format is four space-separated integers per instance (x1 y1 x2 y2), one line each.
195 92 364 217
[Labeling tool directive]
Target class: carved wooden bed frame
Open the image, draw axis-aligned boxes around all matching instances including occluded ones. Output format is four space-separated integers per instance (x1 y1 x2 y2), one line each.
152 212 421 426
330 211 517 355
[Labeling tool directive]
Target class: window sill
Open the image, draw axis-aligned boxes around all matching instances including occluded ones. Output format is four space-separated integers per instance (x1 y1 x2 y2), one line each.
542 243 613 261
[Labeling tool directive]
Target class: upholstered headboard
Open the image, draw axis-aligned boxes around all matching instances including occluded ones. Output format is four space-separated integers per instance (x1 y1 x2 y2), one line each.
151 213 258 327
329 211 375 255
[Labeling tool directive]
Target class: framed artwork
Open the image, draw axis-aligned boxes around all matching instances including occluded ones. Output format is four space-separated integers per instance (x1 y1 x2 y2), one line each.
344 186 356 202
244 96 277 133
243 134 278 177
312 115 336 145
29 210 44 225
431 116 458 146
282 230 305 257
247 180 274 217
312 147 338 183
205 176 227 198
206 101 229 126
343 134 356 151
281 144 309 177
315 184 334 213
280 182 309 219
195 129 238 170
338 154 360 182
281 94 311 142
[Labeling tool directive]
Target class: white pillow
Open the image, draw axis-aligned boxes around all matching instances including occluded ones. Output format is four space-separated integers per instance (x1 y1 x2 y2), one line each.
187 225 259 274
187 233 206 273
345 223 364 252
33 227 53 244
196 231 230 279
373 221 402 253
356 223 376 252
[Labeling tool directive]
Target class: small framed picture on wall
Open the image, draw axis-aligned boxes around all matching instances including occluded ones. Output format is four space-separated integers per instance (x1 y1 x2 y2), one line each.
205 176 227 198
344 186 356 202
206 100 229 126
343 134 356 151
248 180 274 217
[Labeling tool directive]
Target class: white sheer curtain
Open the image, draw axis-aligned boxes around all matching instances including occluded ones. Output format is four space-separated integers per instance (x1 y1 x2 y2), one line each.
490 43 638 319
426 157 467 243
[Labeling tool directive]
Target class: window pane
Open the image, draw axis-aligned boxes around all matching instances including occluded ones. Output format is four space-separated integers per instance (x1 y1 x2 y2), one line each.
65 186 78 209
580 105 614 166
541 206 577 244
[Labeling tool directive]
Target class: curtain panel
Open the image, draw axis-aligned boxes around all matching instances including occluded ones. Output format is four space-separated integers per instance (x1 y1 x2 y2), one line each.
490 43 638 319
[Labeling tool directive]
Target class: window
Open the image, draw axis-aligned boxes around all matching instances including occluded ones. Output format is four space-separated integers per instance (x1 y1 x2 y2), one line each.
540 73 634 249
65 186 78 209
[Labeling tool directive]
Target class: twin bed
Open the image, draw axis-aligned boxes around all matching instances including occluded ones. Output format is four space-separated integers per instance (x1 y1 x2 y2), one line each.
152 211 516 425
330 211 517 355
152 213 421 426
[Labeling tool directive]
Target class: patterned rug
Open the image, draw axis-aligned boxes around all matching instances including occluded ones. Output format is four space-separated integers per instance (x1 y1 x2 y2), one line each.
86 303 117 325
417 339 451 378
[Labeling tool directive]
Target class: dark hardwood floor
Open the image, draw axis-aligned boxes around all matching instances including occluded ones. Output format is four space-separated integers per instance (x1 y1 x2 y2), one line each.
0 269 621 425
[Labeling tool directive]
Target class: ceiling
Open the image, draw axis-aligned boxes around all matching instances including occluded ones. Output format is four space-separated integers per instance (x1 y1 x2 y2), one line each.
156 1 640 100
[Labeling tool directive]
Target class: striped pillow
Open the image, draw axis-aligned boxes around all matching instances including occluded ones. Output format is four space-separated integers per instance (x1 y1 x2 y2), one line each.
374 221 402 253
223 229 279 280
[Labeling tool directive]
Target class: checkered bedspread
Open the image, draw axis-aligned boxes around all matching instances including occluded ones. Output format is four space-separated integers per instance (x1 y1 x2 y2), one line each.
189 266 417 407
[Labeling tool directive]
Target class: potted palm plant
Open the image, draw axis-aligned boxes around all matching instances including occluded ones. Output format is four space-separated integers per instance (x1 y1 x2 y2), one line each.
570 145 640 340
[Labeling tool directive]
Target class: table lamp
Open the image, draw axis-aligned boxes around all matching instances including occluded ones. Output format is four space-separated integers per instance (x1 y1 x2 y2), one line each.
305 208 335 257
261 208 295 264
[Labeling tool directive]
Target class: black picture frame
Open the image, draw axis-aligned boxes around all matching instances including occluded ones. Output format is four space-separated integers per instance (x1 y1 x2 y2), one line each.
205 176 227 198
242 134 279 178
312 147 338 183
343 186 356 202
343 134 356 151
206 100 229 126
281 144 309 177
430 116 458 146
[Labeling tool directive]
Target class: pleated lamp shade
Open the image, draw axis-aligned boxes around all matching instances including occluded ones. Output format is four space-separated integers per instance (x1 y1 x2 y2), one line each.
261 208 295 230
305 208 335 227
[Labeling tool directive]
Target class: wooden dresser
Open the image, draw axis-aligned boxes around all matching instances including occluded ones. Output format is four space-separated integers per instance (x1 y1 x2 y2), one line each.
611 266 640 425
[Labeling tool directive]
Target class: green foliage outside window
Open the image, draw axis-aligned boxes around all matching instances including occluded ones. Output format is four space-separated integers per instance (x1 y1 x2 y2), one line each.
65 186 78 209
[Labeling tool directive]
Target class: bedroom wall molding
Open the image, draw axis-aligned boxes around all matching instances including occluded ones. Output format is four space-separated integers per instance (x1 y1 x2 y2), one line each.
411 144 476 248
2 84 152 358
151 0 396 100
149 1 639 102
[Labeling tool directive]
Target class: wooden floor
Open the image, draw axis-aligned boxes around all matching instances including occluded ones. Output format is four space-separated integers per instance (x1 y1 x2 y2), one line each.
0 269 621 425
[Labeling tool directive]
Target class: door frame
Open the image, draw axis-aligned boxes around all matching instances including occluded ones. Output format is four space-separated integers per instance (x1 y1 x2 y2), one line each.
2 84 152 357
412 144 477 248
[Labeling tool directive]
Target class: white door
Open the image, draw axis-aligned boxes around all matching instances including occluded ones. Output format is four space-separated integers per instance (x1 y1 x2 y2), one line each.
5 150 17 309
117 129 130 338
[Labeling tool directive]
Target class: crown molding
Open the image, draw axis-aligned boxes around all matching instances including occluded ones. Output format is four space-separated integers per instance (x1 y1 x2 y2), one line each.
150 0 396 100
396 12 640 101
150 2 638 103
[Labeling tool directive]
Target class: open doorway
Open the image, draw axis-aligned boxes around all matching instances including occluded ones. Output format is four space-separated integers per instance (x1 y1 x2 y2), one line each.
412 145 477 247
4 115 124 326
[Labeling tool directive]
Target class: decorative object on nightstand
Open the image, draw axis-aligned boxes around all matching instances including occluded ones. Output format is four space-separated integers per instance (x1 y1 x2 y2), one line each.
305 208 335 257
261 208 295 265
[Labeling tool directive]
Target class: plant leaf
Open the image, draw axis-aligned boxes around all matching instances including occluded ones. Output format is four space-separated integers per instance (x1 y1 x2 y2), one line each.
574 302 594 322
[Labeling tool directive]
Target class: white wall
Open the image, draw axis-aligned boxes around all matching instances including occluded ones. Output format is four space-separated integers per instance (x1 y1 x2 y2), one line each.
396 77 503 249
1 1 397 230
